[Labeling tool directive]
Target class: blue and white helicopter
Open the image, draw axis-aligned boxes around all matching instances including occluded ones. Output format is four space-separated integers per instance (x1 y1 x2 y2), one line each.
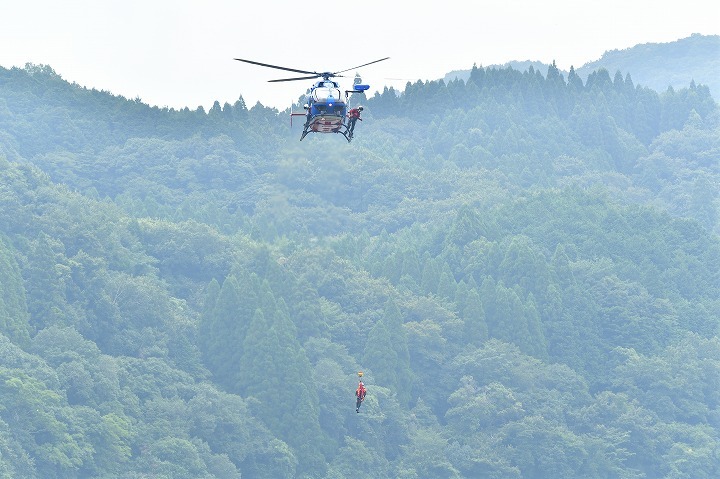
234 57 389 142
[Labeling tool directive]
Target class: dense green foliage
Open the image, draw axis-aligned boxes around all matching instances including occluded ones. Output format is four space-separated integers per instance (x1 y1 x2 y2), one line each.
0 53 719 478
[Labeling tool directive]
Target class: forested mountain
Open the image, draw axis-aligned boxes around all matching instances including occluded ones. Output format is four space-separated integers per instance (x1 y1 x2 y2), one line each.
0 53 719 478
576 34 720 101
446 34 720 101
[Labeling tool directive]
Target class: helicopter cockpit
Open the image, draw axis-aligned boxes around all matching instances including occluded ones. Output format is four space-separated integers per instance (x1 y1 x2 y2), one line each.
310 82 345 115
312 83 342 102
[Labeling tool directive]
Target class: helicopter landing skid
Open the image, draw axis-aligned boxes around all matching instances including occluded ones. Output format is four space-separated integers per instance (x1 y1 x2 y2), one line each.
298 123 353 143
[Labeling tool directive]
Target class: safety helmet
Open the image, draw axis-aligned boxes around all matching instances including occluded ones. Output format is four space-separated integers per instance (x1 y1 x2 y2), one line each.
358 106 364 111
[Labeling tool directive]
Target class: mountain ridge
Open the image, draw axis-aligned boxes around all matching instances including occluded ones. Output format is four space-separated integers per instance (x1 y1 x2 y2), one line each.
444 33 719 99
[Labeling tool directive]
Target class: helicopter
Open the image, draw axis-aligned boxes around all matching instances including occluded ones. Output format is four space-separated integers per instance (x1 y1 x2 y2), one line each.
234 57 389 142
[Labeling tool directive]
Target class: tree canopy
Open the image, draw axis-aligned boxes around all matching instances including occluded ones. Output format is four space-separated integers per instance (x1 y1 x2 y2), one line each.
0 55 718 478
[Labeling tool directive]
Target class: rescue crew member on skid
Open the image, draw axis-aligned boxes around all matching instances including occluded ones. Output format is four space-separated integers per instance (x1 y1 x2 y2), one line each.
347 105 363 135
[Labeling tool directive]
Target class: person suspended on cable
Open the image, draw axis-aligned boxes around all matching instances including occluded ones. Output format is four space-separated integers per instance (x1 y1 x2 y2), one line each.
355 380 367 413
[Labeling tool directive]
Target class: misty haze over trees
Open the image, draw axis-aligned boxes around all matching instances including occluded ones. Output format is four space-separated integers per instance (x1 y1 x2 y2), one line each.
445 34 720 103
0 35 718 478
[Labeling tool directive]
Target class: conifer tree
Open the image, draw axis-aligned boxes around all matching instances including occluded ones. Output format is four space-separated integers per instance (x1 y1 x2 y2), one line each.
487 282 547 359
0 237 31 345
567 66 583 91
22 233 67 332
420 258 441 295
382 252 403 283
199 274 258 388
436 263 457 301
446 205 484 247
400 249 422 283
364 300 414 406
454 279 470 315
280 383 327 475
468 63 486 86
489 283 528 346
257 279 277 314
236 308 281 417
237 300 324 473
524 293 548 360
290 279 326 341
200 279 221 318
551 244 575 288
479 276 497 323
498 235 550 302
363 319 399 396
261 257 289 296
462 288 488 347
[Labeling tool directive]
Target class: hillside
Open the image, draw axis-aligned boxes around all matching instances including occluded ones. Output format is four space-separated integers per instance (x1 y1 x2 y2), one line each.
444 34 720 100
0 60 719 478
576 33 720 100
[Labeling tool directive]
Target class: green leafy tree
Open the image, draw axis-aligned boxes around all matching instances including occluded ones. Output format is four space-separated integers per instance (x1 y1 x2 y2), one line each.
446 377 524 436
0 368 84 478
187 383 295 478
324 437 390 479
0 417 36 478
499 415 589 478
135 437 208 479
398 427 461 479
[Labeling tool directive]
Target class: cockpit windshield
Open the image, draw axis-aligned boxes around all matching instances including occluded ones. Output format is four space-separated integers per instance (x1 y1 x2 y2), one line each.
313 87 341 103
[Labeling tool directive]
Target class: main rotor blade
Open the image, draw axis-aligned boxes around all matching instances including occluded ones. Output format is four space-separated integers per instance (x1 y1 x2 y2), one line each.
234 58 318 76
268 75 322 83
334 57 390 75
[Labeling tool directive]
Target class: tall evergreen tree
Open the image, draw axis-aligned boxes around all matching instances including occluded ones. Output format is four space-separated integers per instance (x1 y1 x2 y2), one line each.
364 300 414 406
198 278 221 358
420 257 441 295
236 300 324 473
483 281 547 358
436 262 457 301
22 233 68 332
567 65 583 91
363 319 399 397
462 288 488 347
0 236 31 345
446 205 485 247
236 309 279 408
199 274 258 388
498 235 550 302
400 249 422 283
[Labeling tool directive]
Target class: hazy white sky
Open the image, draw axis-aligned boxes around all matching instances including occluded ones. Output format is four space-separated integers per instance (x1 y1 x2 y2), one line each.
1 0 718 110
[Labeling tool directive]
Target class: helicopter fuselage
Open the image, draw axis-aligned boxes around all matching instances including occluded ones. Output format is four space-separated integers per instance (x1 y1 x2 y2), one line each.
304 81 347 133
